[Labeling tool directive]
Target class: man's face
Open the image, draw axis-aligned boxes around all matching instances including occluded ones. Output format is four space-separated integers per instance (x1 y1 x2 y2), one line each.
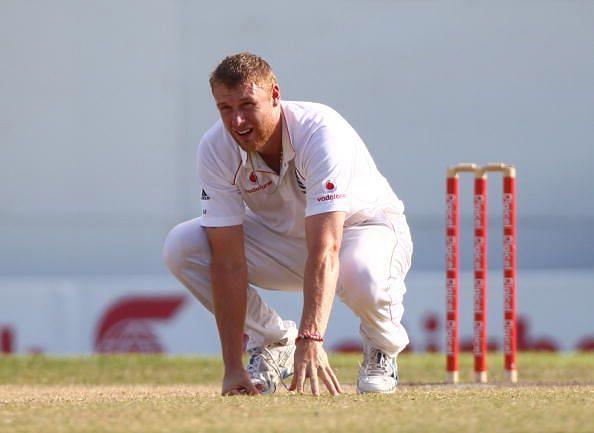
212 81 281 153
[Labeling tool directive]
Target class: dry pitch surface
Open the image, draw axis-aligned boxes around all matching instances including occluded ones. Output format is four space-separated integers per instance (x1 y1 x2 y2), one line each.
1 353 593 433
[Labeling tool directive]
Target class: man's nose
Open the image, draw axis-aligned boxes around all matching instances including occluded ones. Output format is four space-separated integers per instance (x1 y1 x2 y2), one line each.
231 110 246 128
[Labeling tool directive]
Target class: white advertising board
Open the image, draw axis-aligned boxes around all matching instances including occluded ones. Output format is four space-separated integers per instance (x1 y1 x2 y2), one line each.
0 271 592 355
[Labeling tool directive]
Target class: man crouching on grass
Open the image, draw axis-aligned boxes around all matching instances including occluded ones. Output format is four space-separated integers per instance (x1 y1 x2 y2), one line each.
164 52 413 396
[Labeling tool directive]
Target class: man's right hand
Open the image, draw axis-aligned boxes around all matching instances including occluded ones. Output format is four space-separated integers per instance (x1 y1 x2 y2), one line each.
206 225 255 397
222 368 260 396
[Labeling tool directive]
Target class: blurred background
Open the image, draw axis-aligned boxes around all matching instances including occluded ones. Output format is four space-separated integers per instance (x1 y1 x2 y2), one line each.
1 0 593 355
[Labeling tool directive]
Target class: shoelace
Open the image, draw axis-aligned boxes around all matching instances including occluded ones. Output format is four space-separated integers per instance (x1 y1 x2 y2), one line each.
247 346 291 391
246 348 263 376
363 349 394 377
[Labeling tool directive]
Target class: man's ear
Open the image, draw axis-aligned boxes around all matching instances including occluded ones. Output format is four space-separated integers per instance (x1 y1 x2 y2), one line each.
272 84 281 106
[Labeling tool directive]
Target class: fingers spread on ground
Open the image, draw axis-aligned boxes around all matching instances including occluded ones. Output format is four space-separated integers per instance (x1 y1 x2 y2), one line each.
320 370 337 396
295 366 307 393
309 368 320 396
328 368 343 393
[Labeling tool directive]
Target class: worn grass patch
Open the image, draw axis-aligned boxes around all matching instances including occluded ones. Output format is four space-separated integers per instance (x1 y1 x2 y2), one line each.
0 353 592 433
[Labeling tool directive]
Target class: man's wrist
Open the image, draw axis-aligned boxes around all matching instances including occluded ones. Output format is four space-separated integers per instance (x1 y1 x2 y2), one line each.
221 349 245 372
223 360 245 373
295 331 324 343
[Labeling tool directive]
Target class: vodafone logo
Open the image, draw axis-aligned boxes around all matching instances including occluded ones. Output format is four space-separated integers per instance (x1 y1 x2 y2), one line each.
94 295 186 353
324 179 337 192
317 193 346 202
317 179 345 202
245 180 273 194
249 172 258 184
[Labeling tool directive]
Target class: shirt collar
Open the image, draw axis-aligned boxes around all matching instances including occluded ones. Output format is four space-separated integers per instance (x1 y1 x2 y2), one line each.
278 110 295 178
239 145 249 166
280 109 295 164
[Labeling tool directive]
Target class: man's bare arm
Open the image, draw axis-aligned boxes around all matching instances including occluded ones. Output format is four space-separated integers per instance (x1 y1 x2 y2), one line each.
300 211 345 336
291 211 345 396
206 225 258 395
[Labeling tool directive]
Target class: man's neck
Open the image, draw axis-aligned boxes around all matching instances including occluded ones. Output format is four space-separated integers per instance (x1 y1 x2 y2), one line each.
258 114 283 174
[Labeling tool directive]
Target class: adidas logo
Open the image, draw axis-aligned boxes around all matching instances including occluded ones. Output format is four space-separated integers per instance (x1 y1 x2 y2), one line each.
201 189 210 200
295 171 306 194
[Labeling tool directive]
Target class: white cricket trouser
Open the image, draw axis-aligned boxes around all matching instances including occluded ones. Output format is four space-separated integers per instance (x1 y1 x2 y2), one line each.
163 210 413 357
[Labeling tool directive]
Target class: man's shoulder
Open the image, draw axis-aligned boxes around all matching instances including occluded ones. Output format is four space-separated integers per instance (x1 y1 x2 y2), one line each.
282 100 350 140
197 120 240 168
282 100 358 149
282 100 341 122
198 120 237 155
200 119 228 147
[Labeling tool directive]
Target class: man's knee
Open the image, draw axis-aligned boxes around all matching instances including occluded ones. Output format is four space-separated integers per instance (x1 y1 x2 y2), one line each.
339 257 390 310
163 219 209 276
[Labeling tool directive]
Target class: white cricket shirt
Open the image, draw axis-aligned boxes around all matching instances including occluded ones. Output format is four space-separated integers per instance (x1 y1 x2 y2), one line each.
197 101 404 238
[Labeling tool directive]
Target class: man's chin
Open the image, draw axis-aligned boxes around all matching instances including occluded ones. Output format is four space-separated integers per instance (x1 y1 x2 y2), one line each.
237 142 255 152
236 138 262 153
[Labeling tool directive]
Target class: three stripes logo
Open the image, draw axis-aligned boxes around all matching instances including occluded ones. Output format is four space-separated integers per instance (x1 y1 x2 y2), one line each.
201 189 210 200
295 171 306 194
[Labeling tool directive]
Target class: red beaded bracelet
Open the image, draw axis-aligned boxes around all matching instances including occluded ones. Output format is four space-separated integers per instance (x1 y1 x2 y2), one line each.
295 332 324 343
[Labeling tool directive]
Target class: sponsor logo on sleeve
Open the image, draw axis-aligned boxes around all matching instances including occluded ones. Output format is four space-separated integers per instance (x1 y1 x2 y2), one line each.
316 178 346 202
317 193 346 202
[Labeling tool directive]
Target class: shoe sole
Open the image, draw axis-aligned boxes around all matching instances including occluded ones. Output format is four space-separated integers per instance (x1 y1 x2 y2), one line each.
356 379 398 394
356 387 396 394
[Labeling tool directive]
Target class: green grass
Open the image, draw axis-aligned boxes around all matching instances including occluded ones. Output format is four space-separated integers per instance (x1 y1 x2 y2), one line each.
1 352 592 385
1 353 593 433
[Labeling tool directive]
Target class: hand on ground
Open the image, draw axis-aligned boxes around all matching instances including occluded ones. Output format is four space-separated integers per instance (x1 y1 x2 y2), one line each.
222 368 260 396
290 340 343 396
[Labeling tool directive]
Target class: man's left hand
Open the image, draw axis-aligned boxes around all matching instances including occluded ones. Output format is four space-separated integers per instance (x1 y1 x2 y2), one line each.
289 340 343 396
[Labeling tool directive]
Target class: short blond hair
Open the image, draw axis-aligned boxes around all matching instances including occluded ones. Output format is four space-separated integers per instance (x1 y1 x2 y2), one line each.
209 52 277 89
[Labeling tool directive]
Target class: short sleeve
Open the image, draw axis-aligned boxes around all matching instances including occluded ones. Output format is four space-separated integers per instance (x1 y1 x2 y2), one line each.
302 125 354 217
197 136 245 227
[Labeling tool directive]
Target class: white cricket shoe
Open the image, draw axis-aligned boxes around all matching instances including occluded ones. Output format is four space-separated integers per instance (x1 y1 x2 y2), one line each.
246 342 295 394
357 345 398 394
